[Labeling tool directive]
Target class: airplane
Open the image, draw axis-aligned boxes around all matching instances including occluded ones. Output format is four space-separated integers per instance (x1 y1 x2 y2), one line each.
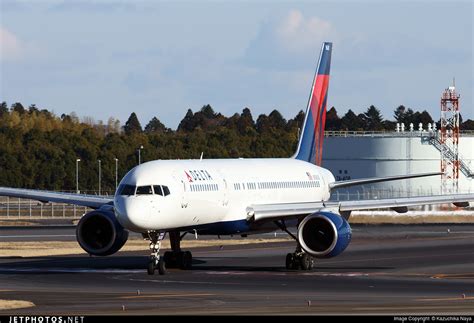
1 42 473 275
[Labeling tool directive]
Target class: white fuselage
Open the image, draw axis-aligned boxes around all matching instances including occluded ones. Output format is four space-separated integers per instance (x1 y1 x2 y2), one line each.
114 158 335 233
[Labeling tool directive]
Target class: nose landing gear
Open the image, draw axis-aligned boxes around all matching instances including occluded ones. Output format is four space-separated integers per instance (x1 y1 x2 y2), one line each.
147 231 166 275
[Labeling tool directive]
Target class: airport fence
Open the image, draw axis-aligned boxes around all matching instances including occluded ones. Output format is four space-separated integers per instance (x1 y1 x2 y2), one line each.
324 130 474 138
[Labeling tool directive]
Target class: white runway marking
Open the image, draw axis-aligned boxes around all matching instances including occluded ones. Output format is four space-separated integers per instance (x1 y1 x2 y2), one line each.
0 267 143 274
203 270 370 277
124 278 244 286
0 235 75 238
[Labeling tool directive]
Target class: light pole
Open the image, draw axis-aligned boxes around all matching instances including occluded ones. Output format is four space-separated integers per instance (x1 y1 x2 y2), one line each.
114 158 118 191
76 158 81 194
138 145 144 165
98 159 101 195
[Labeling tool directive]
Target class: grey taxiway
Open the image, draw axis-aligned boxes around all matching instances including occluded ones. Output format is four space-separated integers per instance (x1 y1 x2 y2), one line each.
0 224 473 315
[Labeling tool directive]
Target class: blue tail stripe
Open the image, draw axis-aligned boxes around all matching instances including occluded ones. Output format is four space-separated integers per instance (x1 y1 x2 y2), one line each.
296 111 315 162
317 43 332 75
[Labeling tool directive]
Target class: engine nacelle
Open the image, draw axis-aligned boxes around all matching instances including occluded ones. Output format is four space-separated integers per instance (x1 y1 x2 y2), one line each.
76 206 129 256
298 211 352 258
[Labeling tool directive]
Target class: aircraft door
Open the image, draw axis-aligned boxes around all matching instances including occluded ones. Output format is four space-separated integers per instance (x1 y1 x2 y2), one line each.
215 169 229 207
181 179 189 208
221 178 228 207
174 170 189 209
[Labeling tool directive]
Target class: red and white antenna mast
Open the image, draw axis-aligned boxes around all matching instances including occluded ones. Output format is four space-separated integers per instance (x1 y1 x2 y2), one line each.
440 79 460 194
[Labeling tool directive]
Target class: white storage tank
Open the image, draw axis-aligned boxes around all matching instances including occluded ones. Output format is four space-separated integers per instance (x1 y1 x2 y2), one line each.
322 130 474 200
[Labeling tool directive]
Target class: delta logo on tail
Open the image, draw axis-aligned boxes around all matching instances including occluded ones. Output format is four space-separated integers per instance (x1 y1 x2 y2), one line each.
294 42 332 166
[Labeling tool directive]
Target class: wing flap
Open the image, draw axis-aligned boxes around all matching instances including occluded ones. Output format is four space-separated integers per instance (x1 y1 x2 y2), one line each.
0 187 113 209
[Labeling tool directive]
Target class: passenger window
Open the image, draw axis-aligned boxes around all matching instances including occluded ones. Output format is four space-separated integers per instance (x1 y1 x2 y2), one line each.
153 185 163 196
163 186 170 196
119 184 136 196
136 186 153 195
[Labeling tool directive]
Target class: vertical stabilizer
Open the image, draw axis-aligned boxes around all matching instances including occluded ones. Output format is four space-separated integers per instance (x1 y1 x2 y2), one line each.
293 42 332 165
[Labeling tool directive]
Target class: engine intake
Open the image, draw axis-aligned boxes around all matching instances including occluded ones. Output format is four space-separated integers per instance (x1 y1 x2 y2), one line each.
76 207 129 256
298 211 351 258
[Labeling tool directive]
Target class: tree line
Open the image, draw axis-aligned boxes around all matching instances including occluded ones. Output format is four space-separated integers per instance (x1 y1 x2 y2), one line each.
0 101 473 193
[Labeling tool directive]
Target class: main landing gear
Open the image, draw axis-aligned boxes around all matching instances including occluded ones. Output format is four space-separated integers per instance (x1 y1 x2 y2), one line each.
163 231 193 270
147 231 166 275
145 231 193 275
285 246 314 270
275 220 314 271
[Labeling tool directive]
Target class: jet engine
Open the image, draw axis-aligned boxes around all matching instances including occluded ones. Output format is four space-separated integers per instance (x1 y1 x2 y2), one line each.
297 211 351 258
76 206 129 256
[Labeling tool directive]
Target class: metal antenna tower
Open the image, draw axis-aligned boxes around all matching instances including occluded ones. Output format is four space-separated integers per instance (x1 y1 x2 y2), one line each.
440 81 460 194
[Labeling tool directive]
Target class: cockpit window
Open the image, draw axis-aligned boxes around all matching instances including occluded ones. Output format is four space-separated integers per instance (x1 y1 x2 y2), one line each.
136 185 153 195
153 185 163 196
119 184 136 196
153 185 170 196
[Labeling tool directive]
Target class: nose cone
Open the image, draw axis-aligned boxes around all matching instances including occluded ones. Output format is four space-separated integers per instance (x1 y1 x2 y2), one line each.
114 163 158 232
114 195 149 232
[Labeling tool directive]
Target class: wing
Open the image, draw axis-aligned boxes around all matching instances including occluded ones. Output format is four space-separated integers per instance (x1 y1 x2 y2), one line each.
0 187 113 209
328 172 442 190
246 202 326 222
246 193 474 222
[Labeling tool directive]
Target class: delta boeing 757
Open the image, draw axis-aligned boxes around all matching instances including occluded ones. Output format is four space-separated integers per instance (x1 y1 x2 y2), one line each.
1 42 473 275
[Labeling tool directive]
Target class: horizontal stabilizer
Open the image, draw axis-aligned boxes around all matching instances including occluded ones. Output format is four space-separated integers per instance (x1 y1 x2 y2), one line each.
328 172 442 190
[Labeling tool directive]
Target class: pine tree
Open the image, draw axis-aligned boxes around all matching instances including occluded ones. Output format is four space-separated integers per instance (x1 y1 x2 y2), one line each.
124 112 142 135
363 105 384 130
145 117 167 133
177 109 195 132
12 102 26 115
200 105 216 119
268 110 286 129
393 105 406 123
403 108 415 125
340 109 366 131
325 107 341 130
237 107 255 134
418 110 434 125
0 102 8 117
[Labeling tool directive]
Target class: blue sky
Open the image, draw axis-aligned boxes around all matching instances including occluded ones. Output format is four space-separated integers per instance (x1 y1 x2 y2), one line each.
1 0 472 129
